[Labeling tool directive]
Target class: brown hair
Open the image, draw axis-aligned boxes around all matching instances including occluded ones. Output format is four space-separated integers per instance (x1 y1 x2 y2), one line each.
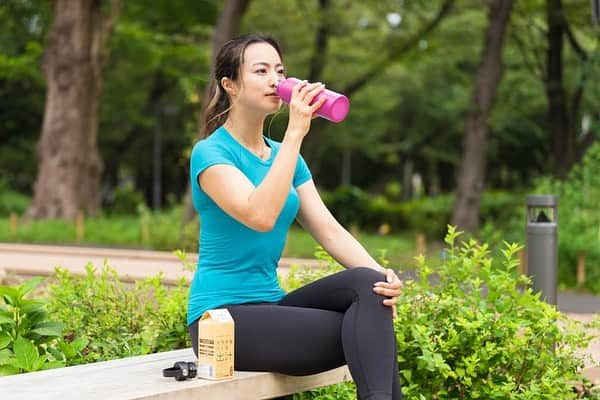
201 34 283 138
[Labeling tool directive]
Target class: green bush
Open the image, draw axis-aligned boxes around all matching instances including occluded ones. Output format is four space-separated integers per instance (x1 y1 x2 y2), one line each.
47 262 190 364
322 185 522 238
321 185 371 228
0 180 30 217
0 277 66 375
395 227 593 399
535 143 600 293
490 142 600 293
108 182 145 215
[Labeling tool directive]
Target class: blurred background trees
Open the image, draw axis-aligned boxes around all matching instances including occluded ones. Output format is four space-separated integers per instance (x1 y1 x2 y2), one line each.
1 0 598 226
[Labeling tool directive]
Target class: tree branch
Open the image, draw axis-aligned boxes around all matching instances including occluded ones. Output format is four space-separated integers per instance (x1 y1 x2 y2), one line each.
343 0 456 96
508 29 545 83
563 14 588 60
307 0 331 82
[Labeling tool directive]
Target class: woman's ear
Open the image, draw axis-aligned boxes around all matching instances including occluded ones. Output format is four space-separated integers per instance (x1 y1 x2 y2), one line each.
221 77 237 98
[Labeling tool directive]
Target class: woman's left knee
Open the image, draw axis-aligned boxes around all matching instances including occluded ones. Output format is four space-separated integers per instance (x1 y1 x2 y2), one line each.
346 267 385 289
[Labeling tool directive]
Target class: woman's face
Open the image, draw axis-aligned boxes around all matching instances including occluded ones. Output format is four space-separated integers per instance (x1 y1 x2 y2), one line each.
231 42 285 115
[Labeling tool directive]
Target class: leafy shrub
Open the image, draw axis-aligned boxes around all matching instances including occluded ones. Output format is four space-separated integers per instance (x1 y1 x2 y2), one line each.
395 227 592 399
491 142 600 293
320 185 370 228
0 179 30 217
322 185 522 238
534 143 600 293
0 277 66 375
47 262 189 364
107 181 145 215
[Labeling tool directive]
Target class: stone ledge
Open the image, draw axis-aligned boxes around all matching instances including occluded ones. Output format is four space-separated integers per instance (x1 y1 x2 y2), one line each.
0 348 353 400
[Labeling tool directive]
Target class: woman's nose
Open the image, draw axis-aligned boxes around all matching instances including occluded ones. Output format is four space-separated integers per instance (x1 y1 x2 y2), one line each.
269 72 279 87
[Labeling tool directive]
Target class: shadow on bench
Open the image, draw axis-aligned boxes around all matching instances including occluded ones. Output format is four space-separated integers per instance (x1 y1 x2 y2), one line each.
0 348 353 400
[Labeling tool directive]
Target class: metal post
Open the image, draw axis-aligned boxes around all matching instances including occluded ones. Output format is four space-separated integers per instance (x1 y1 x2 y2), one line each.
526 195 558 305
153 105 163 210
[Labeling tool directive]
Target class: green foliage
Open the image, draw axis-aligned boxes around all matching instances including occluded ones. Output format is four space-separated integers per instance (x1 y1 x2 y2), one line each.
0 211 416 265
395 226 592 399
322 186 523 238
535 143 600 293
293 382 357 400
490 142 600 293
108 182 145 215
47 263 190 364
0 179 30 216
0 277 65 375
0 206 196 252
0 1 49 193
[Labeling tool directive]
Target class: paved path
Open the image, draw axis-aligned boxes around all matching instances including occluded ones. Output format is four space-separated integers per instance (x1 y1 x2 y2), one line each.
0 243 321 285
0 242 598 375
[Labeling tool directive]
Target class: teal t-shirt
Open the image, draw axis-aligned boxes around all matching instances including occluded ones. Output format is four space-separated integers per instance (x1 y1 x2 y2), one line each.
187 126 312 325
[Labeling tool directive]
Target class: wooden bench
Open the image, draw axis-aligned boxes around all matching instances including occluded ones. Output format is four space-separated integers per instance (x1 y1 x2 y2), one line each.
0 348 353 400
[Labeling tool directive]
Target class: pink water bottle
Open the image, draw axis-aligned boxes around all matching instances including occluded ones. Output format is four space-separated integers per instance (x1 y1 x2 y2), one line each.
276 77 350 123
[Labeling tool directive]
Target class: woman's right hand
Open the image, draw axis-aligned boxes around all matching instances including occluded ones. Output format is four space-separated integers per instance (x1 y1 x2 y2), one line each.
285 81 327 141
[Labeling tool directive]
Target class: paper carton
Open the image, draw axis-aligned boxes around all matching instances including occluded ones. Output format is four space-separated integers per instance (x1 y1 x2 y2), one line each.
197 308 235 380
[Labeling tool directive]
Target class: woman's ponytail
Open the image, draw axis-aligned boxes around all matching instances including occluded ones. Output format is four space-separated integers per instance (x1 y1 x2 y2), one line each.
201 79 231 138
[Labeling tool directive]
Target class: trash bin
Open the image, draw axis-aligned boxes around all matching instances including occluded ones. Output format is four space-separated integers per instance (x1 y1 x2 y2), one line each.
526 195 558 305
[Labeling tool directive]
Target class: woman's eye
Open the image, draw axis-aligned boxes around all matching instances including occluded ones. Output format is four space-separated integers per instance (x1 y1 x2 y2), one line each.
256 69 267 73
277 70 285 75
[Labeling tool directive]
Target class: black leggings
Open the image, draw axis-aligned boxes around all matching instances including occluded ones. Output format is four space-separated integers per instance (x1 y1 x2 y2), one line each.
189 267 402 400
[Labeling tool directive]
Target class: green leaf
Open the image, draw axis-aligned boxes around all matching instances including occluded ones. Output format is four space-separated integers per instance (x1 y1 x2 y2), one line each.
0 286 20 306
31 321 64 337
21 299 47 314
0 365 20 376
20 277 43 297
0 348 13 364
31 353 48 371
71 336 89 353
0 332 10 349
41 360 64 370
13 336 38 371
46 346 63 361
0 313 14 326
24 309 47 327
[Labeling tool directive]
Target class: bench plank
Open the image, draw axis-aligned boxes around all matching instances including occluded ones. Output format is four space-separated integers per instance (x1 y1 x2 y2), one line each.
0 349 353 400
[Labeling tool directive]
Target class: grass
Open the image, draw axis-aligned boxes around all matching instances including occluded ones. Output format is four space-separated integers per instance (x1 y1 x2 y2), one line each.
0 213 438 266
283 226 439 266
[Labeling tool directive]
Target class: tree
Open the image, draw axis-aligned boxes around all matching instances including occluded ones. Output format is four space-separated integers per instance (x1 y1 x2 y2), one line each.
451 0 514 232
25 0 121 219
545 0 595 177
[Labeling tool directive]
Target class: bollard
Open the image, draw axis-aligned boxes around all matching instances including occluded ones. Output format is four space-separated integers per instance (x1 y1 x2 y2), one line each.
76 211 85 242
526 195 558 305
9 212 18 236
415 232 426 256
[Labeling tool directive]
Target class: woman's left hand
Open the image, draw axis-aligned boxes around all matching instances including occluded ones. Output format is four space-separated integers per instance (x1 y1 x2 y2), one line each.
373 268 403 319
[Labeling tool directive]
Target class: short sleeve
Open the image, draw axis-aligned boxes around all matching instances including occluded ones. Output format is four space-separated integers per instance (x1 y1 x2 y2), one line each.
293 154 312 188
190 141 235 189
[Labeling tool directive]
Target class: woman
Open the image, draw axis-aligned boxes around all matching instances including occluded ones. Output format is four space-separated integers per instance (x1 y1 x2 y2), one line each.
188 33 403 400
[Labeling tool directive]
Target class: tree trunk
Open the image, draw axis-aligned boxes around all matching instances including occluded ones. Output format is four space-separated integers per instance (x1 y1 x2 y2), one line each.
451 0 514 232
307 0 331 83
25 0 121 220
545 0 573 178
182 0 251 224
